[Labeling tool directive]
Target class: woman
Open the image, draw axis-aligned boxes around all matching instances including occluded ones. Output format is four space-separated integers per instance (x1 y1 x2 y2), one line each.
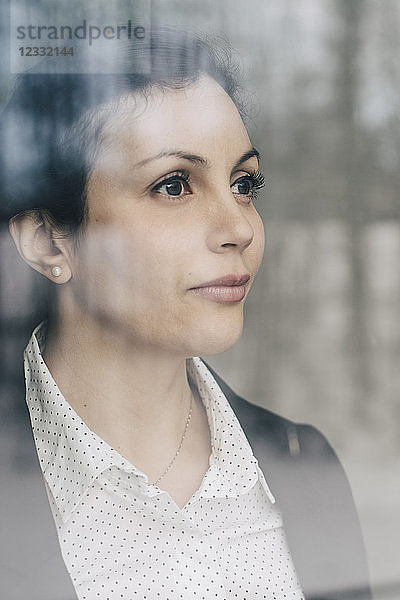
0 29 370 600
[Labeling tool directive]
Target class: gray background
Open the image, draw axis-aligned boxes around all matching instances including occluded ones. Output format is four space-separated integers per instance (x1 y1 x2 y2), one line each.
1 1 399 598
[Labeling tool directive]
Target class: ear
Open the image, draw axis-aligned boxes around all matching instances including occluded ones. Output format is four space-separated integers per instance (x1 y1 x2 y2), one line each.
9 211 73 284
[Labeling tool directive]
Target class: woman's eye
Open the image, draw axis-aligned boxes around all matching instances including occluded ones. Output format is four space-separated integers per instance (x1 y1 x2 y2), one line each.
153 175 191 197
231 172 265 200
231 176 254 196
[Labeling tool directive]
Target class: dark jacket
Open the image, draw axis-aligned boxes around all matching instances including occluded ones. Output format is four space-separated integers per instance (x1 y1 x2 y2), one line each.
0 367 371 600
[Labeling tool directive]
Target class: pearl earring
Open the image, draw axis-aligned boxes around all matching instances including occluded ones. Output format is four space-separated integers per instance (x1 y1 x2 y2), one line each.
51 266 62 277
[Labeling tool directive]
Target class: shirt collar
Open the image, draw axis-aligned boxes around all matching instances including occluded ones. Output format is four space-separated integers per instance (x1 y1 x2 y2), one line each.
24 322 138 522
187 358 275 504
24 322 275 523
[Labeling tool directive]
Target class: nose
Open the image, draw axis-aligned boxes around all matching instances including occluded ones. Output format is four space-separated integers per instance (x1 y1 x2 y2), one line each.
206 192 255 254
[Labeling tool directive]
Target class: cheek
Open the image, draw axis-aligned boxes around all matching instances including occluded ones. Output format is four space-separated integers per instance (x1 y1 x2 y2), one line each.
71 228 136 314
250 213 265 271
71 226 185 309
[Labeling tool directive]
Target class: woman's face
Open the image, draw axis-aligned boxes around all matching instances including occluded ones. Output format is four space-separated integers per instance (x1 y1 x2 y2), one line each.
69 75 265 356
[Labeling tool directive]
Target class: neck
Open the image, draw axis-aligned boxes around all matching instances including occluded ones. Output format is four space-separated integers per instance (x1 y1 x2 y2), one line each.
43 310 195 469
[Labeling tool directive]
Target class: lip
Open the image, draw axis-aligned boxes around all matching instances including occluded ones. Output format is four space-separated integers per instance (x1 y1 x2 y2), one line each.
189 273 251 303
191 274 251 288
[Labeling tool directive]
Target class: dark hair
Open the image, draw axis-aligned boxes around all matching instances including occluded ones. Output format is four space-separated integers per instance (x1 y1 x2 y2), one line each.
0 28 244 236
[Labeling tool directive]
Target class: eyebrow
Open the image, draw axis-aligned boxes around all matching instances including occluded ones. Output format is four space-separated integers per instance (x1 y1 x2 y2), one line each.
134 150 209 169
133 147 260 170
232 148 260 170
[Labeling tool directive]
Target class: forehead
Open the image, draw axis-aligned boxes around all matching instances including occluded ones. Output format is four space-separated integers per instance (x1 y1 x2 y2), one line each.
97 76 250 169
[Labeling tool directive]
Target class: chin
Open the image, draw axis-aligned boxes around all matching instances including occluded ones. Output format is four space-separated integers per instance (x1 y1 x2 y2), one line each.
186 314 244 357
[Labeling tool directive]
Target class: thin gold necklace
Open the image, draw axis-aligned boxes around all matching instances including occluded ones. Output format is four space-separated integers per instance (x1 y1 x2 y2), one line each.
153 392 193 486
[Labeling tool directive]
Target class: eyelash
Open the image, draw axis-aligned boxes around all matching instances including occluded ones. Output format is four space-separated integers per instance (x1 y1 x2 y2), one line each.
152 171 191 200
233 171 266 200
151 169 266 201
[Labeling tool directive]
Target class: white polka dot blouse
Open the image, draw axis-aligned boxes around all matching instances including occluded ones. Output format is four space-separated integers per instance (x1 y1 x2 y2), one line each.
24 322 304 600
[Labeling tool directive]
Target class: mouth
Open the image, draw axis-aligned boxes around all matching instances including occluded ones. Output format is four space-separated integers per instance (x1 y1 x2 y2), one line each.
188 273 251 304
